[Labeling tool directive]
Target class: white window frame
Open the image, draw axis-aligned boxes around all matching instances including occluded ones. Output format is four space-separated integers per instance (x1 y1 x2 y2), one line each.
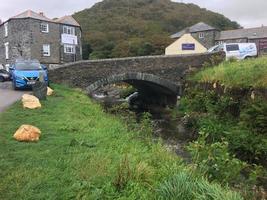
43 44 50 57
4 22 8 37
63 26 75 35
64 44 76 54
40 23 49 33
4 42 9 59
199 32 204 39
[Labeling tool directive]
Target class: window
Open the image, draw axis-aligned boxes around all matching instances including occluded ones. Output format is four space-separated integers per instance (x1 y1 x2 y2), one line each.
4 42 9 59
63 26 75 35
226 44 239 52
40 23 49 33
199 32 204 39
64 44 75 54
43 44 50 56
4 22 8 37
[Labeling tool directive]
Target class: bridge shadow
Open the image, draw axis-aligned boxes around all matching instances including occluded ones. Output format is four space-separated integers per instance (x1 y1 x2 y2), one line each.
86 72 182 107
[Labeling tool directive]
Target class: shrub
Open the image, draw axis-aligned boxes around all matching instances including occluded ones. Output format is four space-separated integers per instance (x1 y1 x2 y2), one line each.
239 98 267 135
197 116 229 143
187 132 247 185
225 128 267 165
156 171 243 200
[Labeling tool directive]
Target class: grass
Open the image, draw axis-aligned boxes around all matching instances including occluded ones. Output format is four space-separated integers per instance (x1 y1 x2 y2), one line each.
0 84 242 199
192 56 267 88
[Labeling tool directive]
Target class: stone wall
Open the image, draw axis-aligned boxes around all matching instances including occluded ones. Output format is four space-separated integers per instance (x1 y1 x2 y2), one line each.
0 19 32 67
49 52 225 89
0 18 83 66
191 30 219 49
29 19 61 64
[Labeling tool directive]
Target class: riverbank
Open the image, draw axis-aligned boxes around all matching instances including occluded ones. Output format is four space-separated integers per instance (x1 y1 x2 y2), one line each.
0 84 242 199
179 57 267 199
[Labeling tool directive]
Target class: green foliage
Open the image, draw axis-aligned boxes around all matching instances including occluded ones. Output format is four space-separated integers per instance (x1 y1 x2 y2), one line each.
179 79 267 198
119 85 137 99
181 88 239 118
1 84 241 199
239 98 267 135
226 128 267 164
140 112 153 138
187 132 247 185
73 0 240 59
193 57 267 88
157 171 243 200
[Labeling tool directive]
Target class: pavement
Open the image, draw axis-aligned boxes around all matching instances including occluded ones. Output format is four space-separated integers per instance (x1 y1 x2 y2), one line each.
0 82 30 113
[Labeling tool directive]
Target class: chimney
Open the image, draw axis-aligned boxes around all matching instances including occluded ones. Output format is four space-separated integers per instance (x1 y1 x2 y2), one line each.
39 12 44 16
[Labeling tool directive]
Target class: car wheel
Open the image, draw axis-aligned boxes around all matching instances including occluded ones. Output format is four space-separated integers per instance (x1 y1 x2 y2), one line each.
0 76 4 82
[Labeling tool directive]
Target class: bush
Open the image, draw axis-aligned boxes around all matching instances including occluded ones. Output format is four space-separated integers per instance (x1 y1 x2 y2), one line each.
156 171 243 200
225 128 267 165
187 132 247 185
239 98 267 135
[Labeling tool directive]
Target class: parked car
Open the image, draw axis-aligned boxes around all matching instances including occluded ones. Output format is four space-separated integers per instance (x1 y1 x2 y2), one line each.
9 59 49 90
0 69 11 82
208 43 258 60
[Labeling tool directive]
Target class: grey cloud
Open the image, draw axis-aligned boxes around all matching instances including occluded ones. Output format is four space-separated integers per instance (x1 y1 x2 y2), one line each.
178 0 267 27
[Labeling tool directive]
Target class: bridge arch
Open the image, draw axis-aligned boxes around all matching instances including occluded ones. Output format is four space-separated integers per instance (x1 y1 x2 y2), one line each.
86 72 181 107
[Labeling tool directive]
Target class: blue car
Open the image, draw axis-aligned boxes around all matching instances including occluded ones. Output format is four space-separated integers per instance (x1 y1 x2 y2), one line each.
9 59 49 90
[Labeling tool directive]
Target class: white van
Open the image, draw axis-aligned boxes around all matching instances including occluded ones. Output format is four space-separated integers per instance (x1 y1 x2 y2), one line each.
208 43 258 60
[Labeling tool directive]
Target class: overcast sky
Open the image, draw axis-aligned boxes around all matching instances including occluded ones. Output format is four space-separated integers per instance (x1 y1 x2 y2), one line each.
0 0 266 28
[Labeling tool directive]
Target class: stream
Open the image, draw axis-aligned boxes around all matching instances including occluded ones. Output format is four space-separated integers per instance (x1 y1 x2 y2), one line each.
92 85 192 161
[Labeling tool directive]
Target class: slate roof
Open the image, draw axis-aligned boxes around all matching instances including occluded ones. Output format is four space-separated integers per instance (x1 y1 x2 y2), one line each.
11 10 53 22
171 22 217 39
217 26 267 40
54 16 80 27
6 10 80 27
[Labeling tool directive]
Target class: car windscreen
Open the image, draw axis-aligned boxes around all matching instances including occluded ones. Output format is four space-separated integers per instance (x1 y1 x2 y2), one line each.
15 62 43 70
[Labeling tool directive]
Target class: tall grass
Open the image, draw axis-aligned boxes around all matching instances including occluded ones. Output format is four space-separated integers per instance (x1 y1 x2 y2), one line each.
192 57 267 88
157 172 243 200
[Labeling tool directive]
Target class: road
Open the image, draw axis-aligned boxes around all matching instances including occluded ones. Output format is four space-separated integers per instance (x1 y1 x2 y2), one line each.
0 82 29 113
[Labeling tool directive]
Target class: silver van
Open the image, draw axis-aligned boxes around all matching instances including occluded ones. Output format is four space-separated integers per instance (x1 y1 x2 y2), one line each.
208 43 258 60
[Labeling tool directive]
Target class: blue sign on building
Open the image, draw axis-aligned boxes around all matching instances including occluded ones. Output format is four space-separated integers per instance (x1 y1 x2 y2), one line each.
182 43 195 50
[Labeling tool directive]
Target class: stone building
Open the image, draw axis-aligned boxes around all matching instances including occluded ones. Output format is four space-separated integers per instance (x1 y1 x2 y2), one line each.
0 10 82 70
166 22 267 56
216 27 267 55
166 22 219 55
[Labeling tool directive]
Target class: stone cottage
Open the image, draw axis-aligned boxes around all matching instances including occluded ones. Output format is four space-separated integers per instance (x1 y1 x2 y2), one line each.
166 22 267 55
0 10 82 70
165 22 219 55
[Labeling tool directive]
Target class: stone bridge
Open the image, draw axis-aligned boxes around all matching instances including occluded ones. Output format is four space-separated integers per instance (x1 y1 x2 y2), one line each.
49 52 224 106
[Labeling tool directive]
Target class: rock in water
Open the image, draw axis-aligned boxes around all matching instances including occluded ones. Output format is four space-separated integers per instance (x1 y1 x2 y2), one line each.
13 125 41 142
22 94 41 109
47 87 54 96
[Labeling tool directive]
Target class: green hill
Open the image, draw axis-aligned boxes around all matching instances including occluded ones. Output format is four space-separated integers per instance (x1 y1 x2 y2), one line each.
73 0 240 59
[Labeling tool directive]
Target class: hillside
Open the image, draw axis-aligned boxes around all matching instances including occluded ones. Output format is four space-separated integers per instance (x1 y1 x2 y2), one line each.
73 0 240 59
